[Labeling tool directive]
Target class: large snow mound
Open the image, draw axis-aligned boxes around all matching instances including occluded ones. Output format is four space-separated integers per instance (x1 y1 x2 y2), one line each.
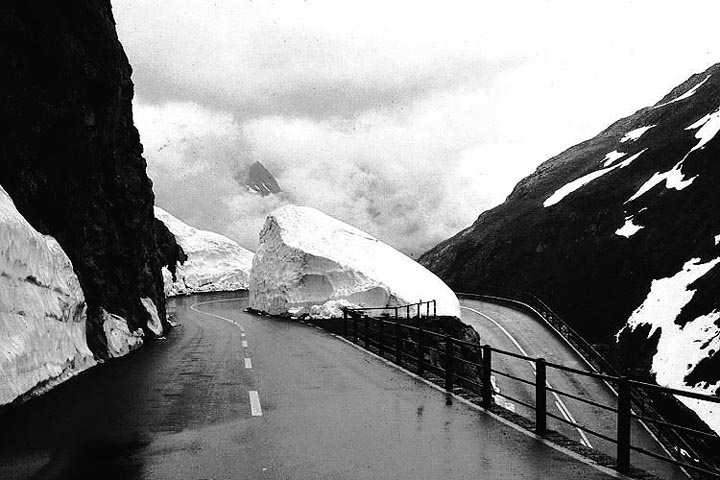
155 207 254 296
249 205 461 318
0 185 96 405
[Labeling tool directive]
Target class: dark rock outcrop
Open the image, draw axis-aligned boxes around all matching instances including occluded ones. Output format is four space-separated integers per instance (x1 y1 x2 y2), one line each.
241 161 282 196
0 1 182 355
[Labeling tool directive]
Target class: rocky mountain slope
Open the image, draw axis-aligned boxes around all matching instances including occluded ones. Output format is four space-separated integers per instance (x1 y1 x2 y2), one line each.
242 161 282 196
420 63 720 431
155 207 253 296
0 1 182 362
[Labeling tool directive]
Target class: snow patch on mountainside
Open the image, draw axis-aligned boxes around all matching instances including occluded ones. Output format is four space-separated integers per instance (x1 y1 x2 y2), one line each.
0 185 96 405
625 110 720 204
654 75 711 109
620 125 655 143
615 216 643 238
102 310 144 358
155 207 253 296
545 149 646 207
617 257 720 434
602 150 626 167
249 205 461 318
685 106 720 154
626 164 695 203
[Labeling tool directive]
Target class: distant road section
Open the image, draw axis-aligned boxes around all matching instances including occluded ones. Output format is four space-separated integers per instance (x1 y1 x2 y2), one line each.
1 292 624 479
460 297 686 480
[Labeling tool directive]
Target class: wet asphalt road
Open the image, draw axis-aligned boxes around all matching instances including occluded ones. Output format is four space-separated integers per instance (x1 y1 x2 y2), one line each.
0 291 622 480
460 298 686 480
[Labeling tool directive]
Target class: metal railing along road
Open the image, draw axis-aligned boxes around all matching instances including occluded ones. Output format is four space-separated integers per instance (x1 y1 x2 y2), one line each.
457 288 720 478
338 300 720 479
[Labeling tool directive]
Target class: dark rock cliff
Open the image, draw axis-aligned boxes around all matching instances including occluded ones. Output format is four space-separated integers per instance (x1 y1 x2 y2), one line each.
420 63 720 391
0 1 183 356
241 161 282 196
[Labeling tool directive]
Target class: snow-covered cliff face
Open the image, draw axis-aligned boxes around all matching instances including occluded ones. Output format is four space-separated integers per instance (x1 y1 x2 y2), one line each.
155 207 253 296
420 62 720 433
0 186 96 405
250 205 461 318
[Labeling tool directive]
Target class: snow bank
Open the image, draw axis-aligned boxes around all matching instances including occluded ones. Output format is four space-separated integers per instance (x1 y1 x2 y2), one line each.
102 310 144 358
308 299 357 319
155 207 253 296
249 205 461 318
0 185 96 405
617 257 720 434
140 297 164 336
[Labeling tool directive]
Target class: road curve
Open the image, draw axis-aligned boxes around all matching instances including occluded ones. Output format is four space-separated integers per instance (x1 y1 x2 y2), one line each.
0 291 621 480
460 297 686 480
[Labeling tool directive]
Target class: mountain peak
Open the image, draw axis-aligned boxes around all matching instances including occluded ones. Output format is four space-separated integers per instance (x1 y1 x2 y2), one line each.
244 161 282 196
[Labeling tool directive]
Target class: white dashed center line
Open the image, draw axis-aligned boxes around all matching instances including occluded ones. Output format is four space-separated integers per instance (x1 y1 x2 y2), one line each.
188 299 265 421
249 391 263 416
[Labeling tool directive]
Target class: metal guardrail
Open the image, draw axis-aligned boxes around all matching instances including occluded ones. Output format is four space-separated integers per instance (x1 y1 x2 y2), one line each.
457 287 720 478
338 301 720 479
345 299 437 320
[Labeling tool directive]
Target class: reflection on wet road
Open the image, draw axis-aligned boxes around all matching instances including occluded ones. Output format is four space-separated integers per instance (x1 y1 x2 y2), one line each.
1 292 620 479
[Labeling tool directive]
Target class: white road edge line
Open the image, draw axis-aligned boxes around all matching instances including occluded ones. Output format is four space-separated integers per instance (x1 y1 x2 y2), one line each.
190 298 246 332
244 358 253 369
462 296 686 477
249 391 263 416
332 334 632 480
461 305 593 448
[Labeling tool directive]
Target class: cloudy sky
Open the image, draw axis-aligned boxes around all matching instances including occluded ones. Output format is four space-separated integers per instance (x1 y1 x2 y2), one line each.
114 0 720 255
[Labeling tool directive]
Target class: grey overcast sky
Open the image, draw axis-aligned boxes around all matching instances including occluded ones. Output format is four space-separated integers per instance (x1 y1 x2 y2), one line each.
114 0 720 255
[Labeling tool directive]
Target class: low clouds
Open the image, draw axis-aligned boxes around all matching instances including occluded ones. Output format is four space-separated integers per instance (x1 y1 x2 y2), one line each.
136 93 537 254
117 0 720 254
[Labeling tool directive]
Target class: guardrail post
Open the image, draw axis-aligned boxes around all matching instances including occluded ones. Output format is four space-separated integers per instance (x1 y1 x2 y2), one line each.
343 310 348 337
617 376 631 474
417 328 425 375
445 337 454 392
364 315 370 347
395 316 402 363
406 305 410 319
378 319 385 357
535 358 547 434
353 315 358 343
482 345 493 408
433 300 437 317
